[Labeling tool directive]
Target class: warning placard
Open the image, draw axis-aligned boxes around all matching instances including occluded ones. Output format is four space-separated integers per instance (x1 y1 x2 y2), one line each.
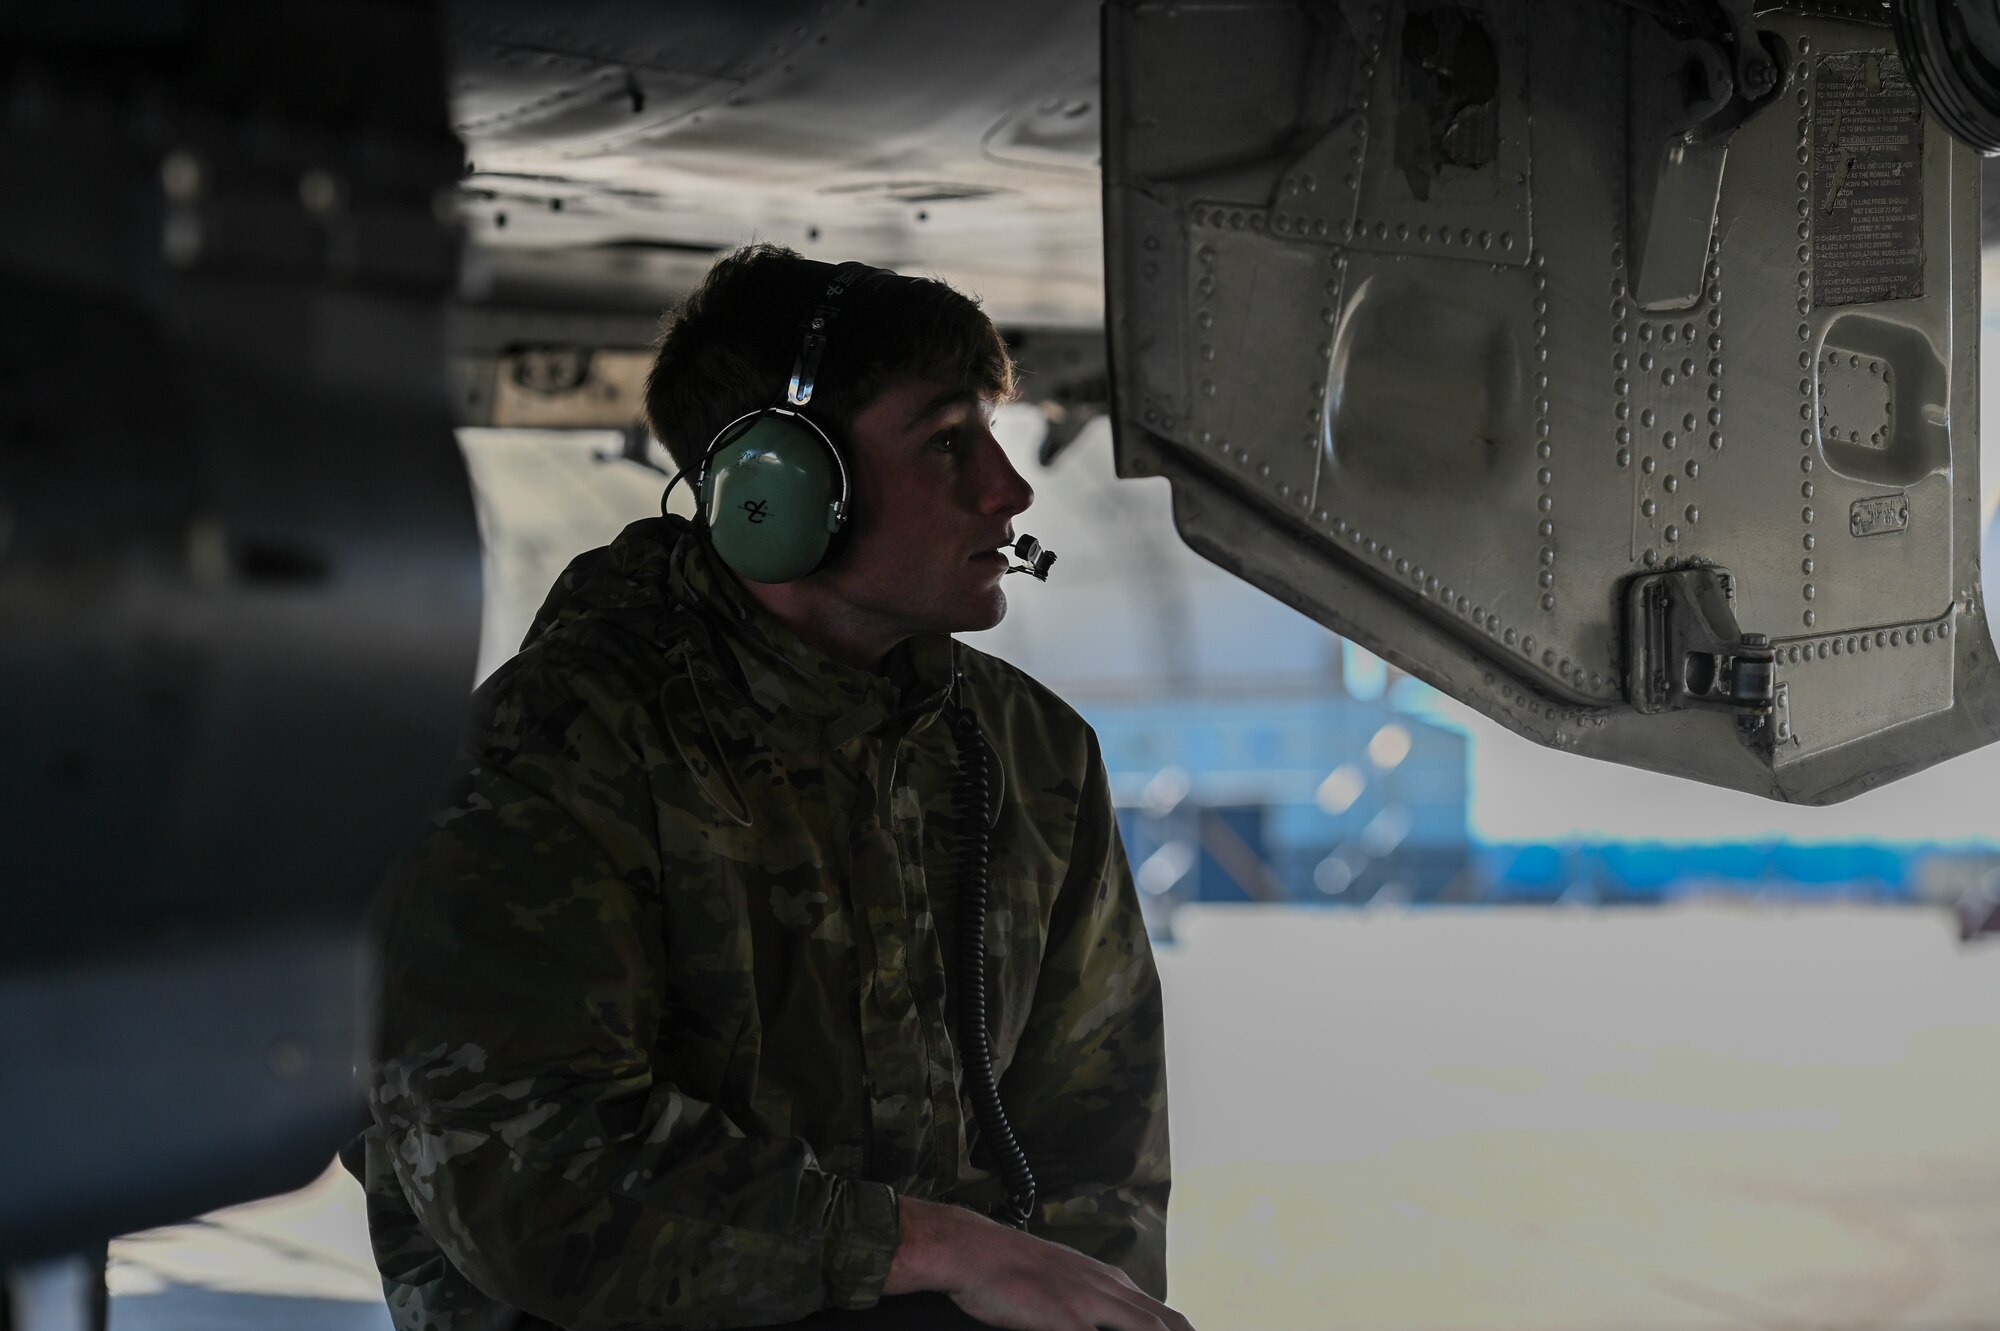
1812 53 1925 307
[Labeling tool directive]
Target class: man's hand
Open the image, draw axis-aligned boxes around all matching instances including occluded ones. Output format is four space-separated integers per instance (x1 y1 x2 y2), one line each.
883 1196 1195 1331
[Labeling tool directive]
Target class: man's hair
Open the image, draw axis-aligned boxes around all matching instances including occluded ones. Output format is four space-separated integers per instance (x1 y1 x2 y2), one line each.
644 244 1018 475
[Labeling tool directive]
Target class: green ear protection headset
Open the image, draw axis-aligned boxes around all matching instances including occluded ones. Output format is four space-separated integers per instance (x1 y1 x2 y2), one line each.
663 257 1058 586
677 260 873 584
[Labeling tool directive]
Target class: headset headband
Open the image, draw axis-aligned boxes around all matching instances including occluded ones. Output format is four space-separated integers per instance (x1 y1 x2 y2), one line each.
667 259 876 518
786 261 872 407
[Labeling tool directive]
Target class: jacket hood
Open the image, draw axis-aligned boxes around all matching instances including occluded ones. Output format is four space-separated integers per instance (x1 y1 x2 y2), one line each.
520 514 687 651
520 516 957 739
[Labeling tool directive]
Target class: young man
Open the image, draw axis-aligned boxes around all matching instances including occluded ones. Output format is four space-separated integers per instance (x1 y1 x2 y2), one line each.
355 246 1182 1331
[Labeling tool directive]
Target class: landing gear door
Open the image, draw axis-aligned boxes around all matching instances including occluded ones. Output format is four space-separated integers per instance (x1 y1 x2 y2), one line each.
1102 0 1999 804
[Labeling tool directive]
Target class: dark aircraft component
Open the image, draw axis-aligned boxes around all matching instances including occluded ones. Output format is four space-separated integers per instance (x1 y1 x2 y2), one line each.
1104 0 1998 802
1893 0 2000 154
0 0 478 1267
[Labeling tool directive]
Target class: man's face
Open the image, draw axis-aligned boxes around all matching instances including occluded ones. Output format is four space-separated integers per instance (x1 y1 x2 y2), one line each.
813 376 1035 638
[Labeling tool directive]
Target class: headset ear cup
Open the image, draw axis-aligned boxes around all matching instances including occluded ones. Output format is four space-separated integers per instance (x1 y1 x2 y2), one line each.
695 414 756 529
703 412 843 582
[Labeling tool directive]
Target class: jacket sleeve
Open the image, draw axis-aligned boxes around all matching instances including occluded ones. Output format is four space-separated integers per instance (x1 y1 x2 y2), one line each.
369 646 900 1331
996 729 1171 1297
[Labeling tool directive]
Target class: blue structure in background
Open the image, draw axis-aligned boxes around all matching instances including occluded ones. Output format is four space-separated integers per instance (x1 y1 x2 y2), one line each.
1078 688 1938 933
1479 841 1916 905
1080 693 1473 912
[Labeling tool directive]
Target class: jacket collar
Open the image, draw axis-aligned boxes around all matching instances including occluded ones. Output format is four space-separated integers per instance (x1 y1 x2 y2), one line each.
663 517 956 743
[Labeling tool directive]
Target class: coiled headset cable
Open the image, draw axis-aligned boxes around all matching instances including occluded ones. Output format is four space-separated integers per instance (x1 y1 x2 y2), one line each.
947 692 1036 1230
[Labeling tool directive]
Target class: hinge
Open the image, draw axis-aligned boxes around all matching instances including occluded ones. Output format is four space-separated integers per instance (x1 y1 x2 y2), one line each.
1624 566 1776 721
1626 0 1784 310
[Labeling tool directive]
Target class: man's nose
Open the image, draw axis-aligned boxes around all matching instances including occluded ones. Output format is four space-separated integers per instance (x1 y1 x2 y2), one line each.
976 431 1034 517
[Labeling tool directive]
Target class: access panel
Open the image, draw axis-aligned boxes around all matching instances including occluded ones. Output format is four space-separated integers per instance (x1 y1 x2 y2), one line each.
1103 0 1996 803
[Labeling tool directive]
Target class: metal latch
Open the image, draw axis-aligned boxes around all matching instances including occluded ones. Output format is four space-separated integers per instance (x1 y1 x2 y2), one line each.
1627 1 1783 311
1624 567 1776 719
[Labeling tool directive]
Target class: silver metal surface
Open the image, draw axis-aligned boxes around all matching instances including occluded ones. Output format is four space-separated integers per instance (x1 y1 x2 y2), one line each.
1105 0 1998 802
446 0 1108 328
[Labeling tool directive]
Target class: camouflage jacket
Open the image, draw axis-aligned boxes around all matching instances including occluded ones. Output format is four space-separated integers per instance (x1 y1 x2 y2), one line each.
357 516 1169 1331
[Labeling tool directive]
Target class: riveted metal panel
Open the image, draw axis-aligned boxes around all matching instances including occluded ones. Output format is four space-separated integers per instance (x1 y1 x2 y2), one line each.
1105 0 1999 803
